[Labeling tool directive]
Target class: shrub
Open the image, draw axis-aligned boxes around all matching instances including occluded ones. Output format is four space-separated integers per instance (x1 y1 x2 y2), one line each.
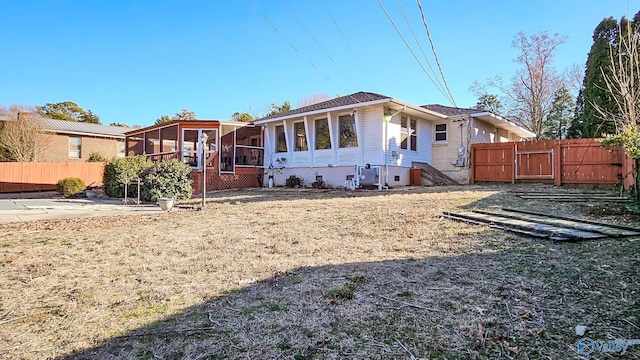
285 175 304 188
103 156 153 198
56 177 86 197
140 159 193 202
87 152 108 162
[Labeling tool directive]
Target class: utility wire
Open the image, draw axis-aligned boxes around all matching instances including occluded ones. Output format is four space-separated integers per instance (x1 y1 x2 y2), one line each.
416 0 458 108
376 0 454 104
281 0 348 78
248 0 332 82
395 0 447 99
322 0 371 86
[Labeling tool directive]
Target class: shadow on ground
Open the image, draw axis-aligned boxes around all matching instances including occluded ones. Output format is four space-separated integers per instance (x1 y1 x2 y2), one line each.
58 221 640 359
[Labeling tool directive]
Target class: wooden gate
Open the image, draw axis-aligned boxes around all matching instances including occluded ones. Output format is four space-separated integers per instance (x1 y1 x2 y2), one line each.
470 139 635 189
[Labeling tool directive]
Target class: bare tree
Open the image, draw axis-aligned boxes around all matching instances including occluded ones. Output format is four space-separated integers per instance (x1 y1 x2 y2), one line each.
479 32 566 138
296 92 329 108
0 113 48 162
593 24 640 134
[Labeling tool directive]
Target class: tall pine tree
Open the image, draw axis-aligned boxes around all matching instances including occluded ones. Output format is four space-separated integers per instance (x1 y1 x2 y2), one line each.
569 13 640 138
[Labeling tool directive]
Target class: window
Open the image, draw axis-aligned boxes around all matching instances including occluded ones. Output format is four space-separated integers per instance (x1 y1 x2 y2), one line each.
275 125 287 152
401 116 418 151
69 137 82 159
410 119 417 150
293 122 308 151
117 140 125 158
315 118 331 150
339 114 358 148
435 123 447 142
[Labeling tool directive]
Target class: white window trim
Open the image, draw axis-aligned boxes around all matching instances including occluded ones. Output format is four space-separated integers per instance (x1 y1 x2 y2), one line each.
434 122 448 143
274 124 287 153
313 116 332 151
337 112 358 148
400 115 418 151
292 121 309 151
69 137 82 159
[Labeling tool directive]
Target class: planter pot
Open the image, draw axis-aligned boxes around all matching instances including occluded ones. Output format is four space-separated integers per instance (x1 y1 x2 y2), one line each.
157 198 174 211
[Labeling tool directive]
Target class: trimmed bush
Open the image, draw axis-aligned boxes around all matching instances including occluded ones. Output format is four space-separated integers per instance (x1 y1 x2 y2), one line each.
103 156 153 198
56 177 86 197
285 175 304 188
87 152 108 162
140 159 193 202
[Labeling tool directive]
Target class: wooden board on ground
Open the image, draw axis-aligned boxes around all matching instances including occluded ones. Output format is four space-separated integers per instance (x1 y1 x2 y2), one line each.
442 208 640 241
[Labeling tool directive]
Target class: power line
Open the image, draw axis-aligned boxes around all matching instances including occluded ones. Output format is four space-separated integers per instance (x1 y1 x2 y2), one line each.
395 0 447 97
322 0 371 85
416 0 458 108
281 0 348 78
255 5 331 82
375 0 455 104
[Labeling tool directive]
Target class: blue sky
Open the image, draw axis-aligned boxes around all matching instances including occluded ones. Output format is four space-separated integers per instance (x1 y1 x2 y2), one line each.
0 0 636 126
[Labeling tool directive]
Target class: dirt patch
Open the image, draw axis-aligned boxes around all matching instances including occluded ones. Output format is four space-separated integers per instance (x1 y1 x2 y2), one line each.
578 203 640 222
0 185 638 359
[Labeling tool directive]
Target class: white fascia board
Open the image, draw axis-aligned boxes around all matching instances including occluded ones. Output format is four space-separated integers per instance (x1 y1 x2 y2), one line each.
389 99 448 119
470 112 536 138
253 98 392 125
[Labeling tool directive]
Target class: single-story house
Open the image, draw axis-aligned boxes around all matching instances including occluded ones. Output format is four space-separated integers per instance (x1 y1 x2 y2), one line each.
124 120 264 192
421 104 535 183
253 91 534 187
0 112 130 162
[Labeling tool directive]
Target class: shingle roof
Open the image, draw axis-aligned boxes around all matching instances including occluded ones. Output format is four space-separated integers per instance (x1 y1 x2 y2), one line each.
257 91 391 121
0 115 129 138
420 104 481 116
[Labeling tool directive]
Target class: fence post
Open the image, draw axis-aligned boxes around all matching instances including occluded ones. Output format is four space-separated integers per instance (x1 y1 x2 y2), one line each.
470 144 475 184
511 142 517 184
553 142 561 186
623 153 636 191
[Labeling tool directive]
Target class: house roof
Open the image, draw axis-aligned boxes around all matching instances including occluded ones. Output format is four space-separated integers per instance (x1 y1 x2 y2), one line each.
254 91 447 124
0 115 129 139
420 104 481 116
257 91 391 121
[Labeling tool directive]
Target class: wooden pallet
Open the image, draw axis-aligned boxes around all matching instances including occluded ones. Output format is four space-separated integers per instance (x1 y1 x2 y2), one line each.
442 208 640 241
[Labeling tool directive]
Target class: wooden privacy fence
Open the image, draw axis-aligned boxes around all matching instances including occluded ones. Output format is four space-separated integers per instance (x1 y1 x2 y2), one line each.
470 139 635 189
0 162 106 193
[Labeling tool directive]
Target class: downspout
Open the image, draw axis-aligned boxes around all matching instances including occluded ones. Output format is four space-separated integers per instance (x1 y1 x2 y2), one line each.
383 105 405 188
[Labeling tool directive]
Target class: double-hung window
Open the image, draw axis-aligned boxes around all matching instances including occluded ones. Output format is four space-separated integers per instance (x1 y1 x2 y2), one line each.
401 116 418 151
69 137 82 159
435 123 447 142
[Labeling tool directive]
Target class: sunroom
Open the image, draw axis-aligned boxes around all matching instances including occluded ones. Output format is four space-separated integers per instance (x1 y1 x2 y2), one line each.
124 120 264 191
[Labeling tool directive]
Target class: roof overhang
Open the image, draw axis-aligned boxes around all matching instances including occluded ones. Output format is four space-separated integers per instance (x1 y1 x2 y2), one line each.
470 112 535 138
253 98 447 124
42 129 125 139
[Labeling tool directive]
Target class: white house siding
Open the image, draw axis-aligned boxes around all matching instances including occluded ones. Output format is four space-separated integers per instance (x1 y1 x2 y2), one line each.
385 113 433 168
262 105 435 188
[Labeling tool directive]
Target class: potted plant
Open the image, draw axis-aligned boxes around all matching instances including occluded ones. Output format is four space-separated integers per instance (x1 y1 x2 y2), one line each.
157 197 174 211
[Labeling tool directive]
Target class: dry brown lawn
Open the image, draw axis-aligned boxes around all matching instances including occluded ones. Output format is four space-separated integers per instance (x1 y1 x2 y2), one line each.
0 185 638 359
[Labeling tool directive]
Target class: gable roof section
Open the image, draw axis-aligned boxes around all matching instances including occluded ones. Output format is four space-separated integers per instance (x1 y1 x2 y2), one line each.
257 91 391 121
0 115 129 139
421 104 480 116
422 104 535 138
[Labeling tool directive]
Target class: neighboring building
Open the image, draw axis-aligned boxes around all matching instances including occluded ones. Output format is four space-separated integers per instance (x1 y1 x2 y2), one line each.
421 104 534 183
0 112 129 162
253 91 534 187
124 120 264 191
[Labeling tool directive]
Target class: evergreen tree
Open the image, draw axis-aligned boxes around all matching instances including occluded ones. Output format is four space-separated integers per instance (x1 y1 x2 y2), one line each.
569 14 640 138
542 87 574 139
